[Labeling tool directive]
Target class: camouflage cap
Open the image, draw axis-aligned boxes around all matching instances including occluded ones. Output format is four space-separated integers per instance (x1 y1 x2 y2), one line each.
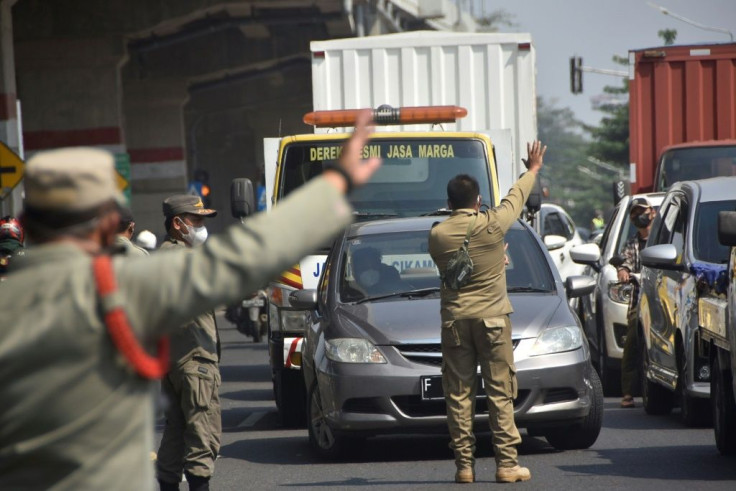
162 195 217 219
24 147 125 212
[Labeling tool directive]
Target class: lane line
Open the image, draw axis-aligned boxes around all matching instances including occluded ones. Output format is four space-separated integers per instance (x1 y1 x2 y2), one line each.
237 410 267 428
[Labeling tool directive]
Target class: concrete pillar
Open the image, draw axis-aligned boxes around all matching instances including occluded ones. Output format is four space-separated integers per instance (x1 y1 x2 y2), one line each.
0 0 21 216
122 78 189 236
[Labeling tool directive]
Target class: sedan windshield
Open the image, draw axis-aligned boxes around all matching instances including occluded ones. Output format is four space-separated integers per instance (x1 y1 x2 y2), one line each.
340 226 555 303
693 200 736 264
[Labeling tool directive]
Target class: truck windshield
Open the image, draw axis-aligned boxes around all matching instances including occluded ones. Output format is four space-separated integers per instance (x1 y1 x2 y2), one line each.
339 227 554 303
657 146 736 191
280 138 493 219
693 200 736 264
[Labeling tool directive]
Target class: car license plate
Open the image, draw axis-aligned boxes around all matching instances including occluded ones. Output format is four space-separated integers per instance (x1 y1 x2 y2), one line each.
241 298 265 308
420 375 485 400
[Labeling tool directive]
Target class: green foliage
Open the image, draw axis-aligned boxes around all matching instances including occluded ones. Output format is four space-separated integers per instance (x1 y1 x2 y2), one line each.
658 29 678 45
537 97 611 229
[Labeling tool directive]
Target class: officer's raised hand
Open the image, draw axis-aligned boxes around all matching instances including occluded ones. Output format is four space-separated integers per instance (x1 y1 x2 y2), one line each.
323 109 382 193
523 140 547 175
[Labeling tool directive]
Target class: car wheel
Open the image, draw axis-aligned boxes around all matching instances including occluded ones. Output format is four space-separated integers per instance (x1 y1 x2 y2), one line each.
307 380 360 459
639 332 674 415
677 345 711 427
544 368 603 450
712 356 736 455
275 369 307 428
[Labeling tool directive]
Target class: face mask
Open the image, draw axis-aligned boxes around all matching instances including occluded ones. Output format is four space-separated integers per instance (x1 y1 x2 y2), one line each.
632 213 651 229
178 219 208 246
358 270 379 287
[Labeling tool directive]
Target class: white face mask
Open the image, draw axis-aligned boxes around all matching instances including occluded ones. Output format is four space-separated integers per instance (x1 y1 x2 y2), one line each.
178 219 208 246
358 269 379 287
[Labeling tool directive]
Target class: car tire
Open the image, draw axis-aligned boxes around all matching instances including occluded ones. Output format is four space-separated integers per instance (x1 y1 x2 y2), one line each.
676 345 711 427
712 356 736 455
544 368 603 451
275 369 307 428
639 332 674 415
307 380 361 459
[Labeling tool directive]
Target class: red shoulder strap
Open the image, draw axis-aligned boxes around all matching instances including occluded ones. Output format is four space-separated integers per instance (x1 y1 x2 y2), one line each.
93 255 169 379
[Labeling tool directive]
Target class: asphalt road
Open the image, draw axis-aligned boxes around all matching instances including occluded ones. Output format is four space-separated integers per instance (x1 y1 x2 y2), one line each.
155 320 736 490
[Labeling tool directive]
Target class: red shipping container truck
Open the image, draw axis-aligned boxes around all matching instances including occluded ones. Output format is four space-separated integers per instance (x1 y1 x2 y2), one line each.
629 43 736 193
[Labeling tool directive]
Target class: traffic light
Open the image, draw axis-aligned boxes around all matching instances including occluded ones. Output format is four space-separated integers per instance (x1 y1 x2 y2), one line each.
570 56 583 94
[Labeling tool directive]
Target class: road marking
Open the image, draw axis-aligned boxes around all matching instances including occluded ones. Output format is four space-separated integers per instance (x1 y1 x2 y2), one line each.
237 410 267 428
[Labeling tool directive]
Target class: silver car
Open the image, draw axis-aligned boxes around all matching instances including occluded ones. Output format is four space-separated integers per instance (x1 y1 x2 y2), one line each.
571 193 664 395
292 216 602 458
638 177 736 426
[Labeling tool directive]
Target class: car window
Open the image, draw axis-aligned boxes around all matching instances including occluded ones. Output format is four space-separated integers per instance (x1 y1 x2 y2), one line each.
599 204 619 253
339 226 555 303
543 212 567 238
654 194 682 245
693 200 736 263
560 212 575 240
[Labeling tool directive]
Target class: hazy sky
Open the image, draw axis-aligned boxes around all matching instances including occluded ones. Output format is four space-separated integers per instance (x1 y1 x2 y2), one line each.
479 0 736 127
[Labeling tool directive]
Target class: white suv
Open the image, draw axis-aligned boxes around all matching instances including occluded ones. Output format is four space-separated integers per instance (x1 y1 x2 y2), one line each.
540 203 586 282
571 193 664 395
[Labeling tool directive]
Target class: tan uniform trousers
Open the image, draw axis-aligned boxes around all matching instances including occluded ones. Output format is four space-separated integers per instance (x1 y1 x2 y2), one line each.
441 315 521 470
156 357 222 483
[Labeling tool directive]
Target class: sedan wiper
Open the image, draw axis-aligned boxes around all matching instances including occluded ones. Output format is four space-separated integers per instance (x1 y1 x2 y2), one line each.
354 287 441 304
352 211 399 218
507 286 552 293
421 208 452 216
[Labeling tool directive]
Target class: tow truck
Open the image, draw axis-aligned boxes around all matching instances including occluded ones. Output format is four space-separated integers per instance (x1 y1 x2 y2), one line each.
245 104 536 426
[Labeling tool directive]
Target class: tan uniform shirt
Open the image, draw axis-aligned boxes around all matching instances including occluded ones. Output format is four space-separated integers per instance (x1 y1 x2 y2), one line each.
428 172 536 322
0 178 352 490
115 234 150 257
160 238 218 366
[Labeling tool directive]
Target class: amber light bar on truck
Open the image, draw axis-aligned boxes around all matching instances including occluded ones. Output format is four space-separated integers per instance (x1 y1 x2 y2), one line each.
303 105 467 128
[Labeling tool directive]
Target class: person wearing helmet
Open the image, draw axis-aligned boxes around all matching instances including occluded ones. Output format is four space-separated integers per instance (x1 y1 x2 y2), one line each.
0 216 25 278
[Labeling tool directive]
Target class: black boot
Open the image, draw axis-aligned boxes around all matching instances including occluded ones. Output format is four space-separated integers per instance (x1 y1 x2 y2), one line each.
185 471 210 491
157 479 180 491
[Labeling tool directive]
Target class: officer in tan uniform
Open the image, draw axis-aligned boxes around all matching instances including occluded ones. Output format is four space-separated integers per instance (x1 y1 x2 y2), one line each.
428 141 546 484
156 195 220 491
0 111 380 490
114 206 149 257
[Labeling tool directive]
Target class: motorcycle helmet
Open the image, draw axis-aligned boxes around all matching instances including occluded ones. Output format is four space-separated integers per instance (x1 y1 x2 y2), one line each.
0 216 24 244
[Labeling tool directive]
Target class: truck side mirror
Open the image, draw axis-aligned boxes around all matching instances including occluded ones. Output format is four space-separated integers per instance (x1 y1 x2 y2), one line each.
525 175 542 214
718 211 736 247
230 178 256 219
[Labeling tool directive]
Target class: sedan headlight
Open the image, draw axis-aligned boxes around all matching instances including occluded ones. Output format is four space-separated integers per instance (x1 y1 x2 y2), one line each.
280 310 309 332
530 326 583 356
608 282 633 304
325 338 387 364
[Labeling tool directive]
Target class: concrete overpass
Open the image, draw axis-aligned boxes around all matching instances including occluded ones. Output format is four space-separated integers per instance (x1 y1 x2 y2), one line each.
0 0 478 235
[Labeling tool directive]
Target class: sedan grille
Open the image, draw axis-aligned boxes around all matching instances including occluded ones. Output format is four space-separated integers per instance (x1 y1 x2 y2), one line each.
396 340 521 367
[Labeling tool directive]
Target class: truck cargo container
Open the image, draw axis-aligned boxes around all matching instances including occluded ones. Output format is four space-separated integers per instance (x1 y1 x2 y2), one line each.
628 43 736 194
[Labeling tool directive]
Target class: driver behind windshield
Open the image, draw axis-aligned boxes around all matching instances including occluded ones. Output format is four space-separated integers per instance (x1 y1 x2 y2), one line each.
351 246 405 295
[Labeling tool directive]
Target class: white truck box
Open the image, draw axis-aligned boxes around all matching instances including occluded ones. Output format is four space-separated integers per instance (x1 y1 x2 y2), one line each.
310 31 537 192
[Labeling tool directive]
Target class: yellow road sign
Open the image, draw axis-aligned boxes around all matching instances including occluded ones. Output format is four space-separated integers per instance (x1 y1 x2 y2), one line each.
0 142 24 199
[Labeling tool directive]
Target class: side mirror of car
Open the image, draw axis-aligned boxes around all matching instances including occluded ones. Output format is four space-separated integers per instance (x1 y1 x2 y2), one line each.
289 289 318 311
544 234 567 251
640 244 683 271
570 243 601 273
565 275 596 298
718 211 736 247
230 178 256 219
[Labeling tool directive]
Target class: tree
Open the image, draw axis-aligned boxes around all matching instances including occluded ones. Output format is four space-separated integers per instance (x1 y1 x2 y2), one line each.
537 97 610 229
586 55 629 168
